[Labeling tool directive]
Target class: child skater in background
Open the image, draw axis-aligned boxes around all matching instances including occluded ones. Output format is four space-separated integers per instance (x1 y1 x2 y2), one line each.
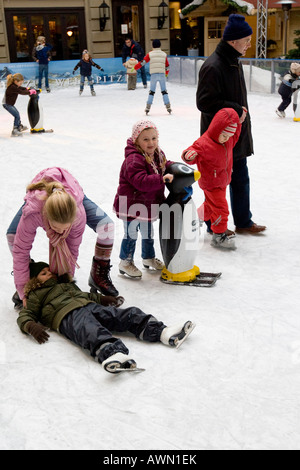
2 73 36 137
182 108 241 250
17 261 195 373
123 56 138 90
32 36 52 92
276 62 300 118
135 39 172 115
73 49 104 96
113 120 174 278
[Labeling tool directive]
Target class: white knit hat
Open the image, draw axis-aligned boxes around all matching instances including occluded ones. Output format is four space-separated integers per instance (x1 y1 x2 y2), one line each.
132 120 158 143
290 63 300 74
223 122 238 137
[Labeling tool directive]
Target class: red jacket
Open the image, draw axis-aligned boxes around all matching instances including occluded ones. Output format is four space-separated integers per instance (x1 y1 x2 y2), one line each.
182 108 241 191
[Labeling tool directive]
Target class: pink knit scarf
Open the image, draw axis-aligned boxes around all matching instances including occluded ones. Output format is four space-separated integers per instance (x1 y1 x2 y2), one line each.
44 219 79 275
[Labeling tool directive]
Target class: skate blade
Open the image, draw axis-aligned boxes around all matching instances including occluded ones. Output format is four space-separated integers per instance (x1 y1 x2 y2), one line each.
160 277 217 287
119 270 142 279
175 322 196 349
105 362 145 373
197 272 222 279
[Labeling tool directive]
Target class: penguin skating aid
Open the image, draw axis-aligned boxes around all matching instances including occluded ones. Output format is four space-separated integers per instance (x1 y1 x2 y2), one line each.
293 79 300 122
159 162 221 287
27 89 53 133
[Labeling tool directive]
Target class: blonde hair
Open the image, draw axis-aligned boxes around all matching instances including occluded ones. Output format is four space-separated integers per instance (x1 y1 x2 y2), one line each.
6 73 24 87
26 179 77 224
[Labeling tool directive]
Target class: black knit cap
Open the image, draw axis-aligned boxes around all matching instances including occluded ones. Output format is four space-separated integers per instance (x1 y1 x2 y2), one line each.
223 14 253 41
29 262 49 279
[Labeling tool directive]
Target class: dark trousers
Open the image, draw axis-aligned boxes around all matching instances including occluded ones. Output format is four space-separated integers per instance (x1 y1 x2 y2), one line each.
59 303 166 363
229 157 252 229
278 83 293 112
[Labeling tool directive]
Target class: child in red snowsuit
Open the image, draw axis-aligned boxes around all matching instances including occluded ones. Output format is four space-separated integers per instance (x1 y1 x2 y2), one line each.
182 108 241 250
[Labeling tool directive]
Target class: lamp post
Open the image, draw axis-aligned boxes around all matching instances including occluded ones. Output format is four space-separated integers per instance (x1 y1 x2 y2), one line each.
99 1 110 32
158 1 168 30
275 0 297 56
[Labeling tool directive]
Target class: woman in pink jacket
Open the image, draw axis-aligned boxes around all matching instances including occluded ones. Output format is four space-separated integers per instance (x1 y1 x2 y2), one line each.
182 108 241 250
7 167 118 310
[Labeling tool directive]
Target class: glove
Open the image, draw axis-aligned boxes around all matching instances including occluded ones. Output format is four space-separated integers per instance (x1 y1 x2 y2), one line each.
182 149 197 162
26 321 50 344
100 295 125 307
182 186 193 202
29 89 37 95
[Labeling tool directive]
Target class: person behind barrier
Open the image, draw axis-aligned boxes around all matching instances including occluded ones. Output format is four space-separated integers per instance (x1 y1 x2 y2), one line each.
122 36 147 89
32 36 52 92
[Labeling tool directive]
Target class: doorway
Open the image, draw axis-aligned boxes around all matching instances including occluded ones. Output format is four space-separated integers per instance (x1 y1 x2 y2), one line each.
5 8 87 62
112 1 145 57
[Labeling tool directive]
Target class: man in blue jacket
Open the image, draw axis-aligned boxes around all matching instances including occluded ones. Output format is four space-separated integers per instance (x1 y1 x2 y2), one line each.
122 37 147 88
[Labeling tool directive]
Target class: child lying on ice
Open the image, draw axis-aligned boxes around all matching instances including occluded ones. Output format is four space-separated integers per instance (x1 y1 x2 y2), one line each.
17 262 195 373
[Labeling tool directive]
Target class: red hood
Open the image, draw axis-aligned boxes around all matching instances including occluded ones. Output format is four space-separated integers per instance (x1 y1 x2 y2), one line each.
207 108 240 143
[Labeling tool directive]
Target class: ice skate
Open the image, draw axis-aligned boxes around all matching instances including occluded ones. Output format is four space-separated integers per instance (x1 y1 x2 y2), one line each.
91 89 96 96
11 127 23 137
145 104 151 115
160 321 196 349
166 103 172 114
18 124 28 132
89 257 119 296
46 88 51 93
79 89 83 95
211 232 236 250
119 259 142 278
143 258 164 270
276 109 285 118
102 352 145 373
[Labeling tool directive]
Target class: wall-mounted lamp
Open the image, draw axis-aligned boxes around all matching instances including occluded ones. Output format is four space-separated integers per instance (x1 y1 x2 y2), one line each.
99 1 110 32
158 1 168 30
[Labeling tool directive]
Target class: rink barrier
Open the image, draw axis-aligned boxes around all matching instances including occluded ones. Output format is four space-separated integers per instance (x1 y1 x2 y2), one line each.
0 57 149 89
0 56 296 94
168 56 298 94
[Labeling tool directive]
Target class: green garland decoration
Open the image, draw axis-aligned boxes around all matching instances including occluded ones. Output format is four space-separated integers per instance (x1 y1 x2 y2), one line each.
181 0 252 17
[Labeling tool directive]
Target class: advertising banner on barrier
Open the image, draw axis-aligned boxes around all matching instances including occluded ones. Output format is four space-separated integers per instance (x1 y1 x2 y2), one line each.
0 58 150 89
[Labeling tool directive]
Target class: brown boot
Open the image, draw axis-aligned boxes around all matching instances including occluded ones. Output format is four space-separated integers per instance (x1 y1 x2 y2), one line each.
235 223 266 234
88 258 119 296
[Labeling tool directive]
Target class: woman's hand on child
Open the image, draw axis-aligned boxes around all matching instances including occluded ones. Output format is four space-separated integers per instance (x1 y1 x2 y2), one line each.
26 321 50 344
163 174 174 183
101 295 125 307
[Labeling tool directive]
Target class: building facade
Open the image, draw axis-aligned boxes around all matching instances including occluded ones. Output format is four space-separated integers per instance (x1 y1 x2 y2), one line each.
0 0 170 63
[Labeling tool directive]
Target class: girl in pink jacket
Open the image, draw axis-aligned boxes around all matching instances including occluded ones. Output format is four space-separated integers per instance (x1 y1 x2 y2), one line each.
7 167 118 310
182 108 241 250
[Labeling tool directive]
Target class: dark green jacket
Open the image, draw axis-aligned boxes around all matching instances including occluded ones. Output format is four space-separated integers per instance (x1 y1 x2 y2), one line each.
17 277 103 333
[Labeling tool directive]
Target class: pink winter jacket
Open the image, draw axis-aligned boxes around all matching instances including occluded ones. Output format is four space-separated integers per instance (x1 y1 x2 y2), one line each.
13 167 87 299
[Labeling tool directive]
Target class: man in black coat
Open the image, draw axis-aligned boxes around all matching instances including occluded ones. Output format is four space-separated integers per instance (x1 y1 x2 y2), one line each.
122 37 147 88
196 14 266 234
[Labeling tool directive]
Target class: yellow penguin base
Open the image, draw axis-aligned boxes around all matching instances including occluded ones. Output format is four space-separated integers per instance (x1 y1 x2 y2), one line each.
161 265 200 283
294 117 300 122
